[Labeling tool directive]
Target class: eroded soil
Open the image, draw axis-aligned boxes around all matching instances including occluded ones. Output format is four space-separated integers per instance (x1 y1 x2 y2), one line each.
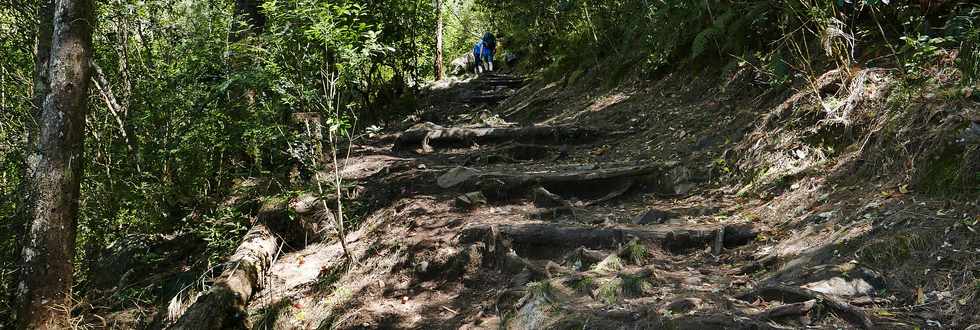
240 70 979 330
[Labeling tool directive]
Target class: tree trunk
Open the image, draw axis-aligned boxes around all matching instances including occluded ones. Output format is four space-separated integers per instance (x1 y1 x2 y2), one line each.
16 0 95 328
31 1 54 115
15 0 53 264
10 0 54 318
434 0 444 81
91 61 140 172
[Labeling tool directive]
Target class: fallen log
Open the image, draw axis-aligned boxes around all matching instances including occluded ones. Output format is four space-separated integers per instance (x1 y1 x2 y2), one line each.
394 122 608 150
459 222 759 252
737 285 873 329
169 201 286 329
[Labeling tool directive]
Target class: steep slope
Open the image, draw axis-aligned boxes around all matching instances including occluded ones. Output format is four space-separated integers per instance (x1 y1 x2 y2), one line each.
226 65 980 330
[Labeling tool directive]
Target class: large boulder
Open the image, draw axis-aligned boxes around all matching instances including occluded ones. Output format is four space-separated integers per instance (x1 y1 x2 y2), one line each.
450 52 477 75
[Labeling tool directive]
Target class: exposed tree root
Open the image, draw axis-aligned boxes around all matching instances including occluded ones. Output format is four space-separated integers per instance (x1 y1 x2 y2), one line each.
466 94 510 104
462 143 561 165
564 246 608 266
459 222 759 252
395 122 612 150
583 179 633 206
476 74 527 88
439 162 676 200
737 254 778 275
759 299 816 320
525 207 576 220
669 314 789 330
532 186 574 209
737 285 874 329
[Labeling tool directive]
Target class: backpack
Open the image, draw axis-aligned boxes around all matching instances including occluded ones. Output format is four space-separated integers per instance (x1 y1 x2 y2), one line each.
482 32 496 51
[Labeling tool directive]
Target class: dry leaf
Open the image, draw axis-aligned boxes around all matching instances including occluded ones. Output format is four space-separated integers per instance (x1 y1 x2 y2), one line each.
899 184 910 194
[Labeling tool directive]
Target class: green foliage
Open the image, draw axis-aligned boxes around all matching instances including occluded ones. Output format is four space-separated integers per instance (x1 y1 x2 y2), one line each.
2 0 979 325
621 240 647 265
619 273 651 297
480 0 980 89
571 276 595 294
0 1 39 323
595 277 622 304
958 17 980 85
592 254 623 273
0 0 457 324
527 280 555 302
596 274 650 304
443 0 492 60
900 35 947 79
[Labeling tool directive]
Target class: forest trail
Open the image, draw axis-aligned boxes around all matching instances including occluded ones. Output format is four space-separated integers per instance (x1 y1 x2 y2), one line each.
9 2 980 329
232 71 978 330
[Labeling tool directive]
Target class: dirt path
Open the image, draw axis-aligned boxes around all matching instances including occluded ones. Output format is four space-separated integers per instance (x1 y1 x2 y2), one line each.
241 73 978 329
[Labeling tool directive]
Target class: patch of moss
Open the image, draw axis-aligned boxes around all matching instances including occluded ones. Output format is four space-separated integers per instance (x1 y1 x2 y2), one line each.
527 280 555 302
915 144 977 196
571 276 596 294
620 274 651 298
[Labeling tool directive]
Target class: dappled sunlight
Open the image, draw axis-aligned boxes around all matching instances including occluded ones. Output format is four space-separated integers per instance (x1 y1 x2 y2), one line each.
4 0 979 328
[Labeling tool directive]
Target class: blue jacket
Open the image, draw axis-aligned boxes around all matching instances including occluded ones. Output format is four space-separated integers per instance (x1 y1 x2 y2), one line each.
474 40 494 59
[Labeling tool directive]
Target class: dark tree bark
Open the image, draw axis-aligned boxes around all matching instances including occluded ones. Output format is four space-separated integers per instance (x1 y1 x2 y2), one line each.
31 1 54 114
15 0 53 262
434 0 445 80
9 0 54 320
16 0 95 328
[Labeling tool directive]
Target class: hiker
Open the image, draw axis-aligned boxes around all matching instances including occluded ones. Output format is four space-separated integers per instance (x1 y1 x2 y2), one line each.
473 32 497 74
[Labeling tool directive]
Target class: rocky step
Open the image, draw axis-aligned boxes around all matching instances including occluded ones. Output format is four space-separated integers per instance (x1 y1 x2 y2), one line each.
475 77 526 88
459 221 759 253
436 161 678 200
466 93 510 104
395 122 627 151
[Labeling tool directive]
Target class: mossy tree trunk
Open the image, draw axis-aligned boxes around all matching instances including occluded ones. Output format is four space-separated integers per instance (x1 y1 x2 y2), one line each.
16 0 95 327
